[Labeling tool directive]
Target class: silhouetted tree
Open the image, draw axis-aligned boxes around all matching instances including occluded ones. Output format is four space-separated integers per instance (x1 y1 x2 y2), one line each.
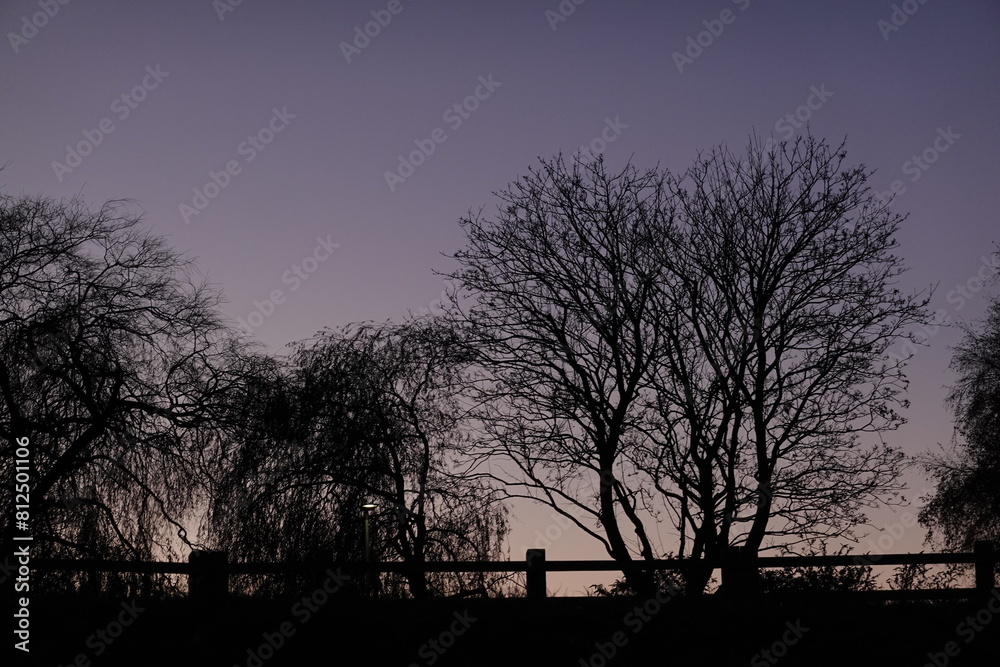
206 318 509 598
643 135 929 592
447 137 930 594
920 271 1000 550
445 155 675 593
0 190 242 585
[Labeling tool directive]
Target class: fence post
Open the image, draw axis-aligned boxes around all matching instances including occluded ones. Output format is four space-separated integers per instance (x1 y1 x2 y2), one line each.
974 540 995 594
308 547 333 593
189 550 228 602
722 546 758 597
526 549 546 599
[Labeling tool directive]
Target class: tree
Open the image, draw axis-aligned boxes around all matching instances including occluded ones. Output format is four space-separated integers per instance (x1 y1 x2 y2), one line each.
445 155 675 592
643 135 928 591
0 190 241 586
447 137 930 593
206 318 509 598
920 271 1000 550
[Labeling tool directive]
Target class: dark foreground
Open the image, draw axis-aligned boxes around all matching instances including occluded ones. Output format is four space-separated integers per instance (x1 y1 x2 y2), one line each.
21 591 1000 666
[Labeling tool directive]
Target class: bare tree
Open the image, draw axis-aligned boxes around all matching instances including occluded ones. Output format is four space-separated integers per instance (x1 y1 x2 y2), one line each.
447 139 930 593
645 135 930 591
0 190 241 586
445 155 675 592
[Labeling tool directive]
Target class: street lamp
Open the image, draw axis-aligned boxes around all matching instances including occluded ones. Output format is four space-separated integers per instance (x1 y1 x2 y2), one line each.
362 503 377 596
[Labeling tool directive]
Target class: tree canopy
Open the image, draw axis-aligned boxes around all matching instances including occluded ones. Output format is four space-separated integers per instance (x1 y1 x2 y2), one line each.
1 135 944 598
920 273 1000 550
0 191 241 580
647 136 923 589
446 135 930 592
205 318 509 597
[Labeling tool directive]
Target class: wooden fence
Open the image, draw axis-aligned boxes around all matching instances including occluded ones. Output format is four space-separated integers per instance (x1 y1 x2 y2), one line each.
31 540 996 601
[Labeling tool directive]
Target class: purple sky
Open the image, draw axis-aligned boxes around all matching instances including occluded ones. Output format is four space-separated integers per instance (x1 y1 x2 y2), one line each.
3 0 998 593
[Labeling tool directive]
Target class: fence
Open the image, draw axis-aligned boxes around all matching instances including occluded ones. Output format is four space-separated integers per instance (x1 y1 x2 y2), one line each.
31 540 996 601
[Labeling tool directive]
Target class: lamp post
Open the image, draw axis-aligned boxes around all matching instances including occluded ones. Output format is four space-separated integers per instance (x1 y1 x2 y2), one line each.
362 503 377 596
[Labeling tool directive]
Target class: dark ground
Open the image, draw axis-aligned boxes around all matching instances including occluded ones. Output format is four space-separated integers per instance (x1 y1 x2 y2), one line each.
19 591 1000 666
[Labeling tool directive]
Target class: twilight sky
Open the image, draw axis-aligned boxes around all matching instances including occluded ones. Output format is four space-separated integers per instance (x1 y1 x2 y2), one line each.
3 0 998 592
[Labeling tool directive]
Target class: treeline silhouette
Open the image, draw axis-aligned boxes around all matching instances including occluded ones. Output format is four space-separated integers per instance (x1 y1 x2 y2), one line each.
2 135 995 605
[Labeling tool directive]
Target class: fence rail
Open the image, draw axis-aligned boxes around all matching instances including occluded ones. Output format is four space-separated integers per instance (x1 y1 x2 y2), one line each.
31 540 996 601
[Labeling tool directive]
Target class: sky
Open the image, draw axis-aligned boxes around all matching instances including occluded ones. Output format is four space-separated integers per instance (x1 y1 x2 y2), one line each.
2 0 998 594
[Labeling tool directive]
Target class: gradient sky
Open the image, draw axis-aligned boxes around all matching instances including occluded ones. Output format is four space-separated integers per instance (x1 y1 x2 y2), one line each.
3 0 998 593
